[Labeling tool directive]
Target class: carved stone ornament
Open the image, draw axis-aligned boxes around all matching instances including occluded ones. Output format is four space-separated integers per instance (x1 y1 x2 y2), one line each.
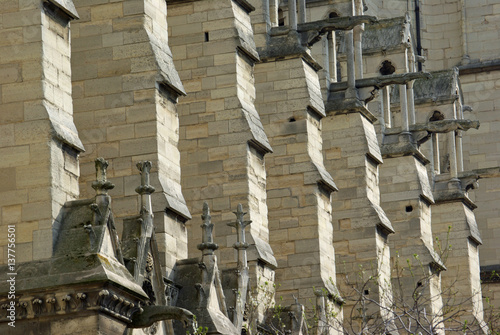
92 157 115 195
197 202 218 254
0 287 143 323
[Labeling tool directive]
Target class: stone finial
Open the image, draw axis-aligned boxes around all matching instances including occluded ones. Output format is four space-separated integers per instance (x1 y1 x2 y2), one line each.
92 157 115 195
228 204 251 330
228 204 251 250
197 202 218 254
135 161 155 195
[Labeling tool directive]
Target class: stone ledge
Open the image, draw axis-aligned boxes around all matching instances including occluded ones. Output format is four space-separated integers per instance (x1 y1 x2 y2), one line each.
45 101 85 152
46 0 79 20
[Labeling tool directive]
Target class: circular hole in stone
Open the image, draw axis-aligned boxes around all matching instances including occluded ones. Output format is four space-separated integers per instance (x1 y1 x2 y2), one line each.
379 60 396 75
429 110 445 122
405 205 413 212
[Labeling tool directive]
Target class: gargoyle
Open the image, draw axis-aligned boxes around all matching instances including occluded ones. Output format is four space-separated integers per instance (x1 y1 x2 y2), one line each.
459 166 500 192
410 119 480 145
422 119 480 133
129 305 196 332
329 71 431 92
329 72 432 104
297 15 378 46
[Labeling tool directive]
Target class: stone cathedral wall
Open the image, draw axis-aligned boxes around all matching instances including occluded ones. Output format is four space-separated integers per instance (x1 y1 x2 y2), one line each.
0 0 499 333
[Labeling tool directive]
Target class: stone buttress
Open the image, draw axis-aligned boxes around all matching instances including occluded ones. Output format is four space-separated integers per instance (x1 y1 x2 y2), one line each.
380 112 446 333
70 0 190 280
299 5 400 332
0 0 83 264
323 65 397 334
249 0 343 325
376 38 447 335
166 0 277 324
396 69 489 332
335 11 447 333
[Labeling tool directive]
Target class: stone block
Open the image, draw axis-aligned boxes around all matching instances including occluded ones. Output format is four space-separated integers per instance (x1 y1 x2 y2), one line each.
0 63 21 84
84 76 123 96
16 241 33 263
3 80 43 103
90 3 123 21
1 204 21 224
32 228 52 260
0 145 30 168
98 59 132 78
3 9 41 28
119 136 157 156
72 34 103 52
185 124 208 139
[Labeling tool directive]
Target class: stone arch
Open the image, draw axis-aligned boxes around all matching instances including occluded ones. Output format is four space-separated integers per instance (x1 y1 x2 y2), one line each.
322 8 341 20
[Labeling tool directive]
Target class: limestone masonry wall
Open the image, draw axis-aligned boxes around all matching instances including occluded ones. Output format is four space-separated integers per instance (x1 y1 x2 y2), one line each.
1 0 500 333
0 1 81 265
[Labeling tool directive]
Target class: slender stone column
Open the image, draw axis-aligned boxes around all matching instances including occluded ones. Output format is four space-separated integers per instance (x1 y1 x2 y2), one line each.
269 0 278 26
400 84 410 132
432 133 441 174
289 0 297 30
456 132 464 172
353 0 364 79
455 102 465 172
298 0 306 24
407 81 416 125
383 87 392 128
323 35 331 87
345 30 356 98
448 131 458 180
328 32 337 82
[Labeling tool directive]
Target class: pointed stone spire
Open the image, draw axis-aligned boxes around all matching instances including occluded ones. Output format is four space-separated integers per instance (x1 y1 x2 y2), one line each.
228 204 251 261
92 157 115 195
228 204 251 331
133 161 155 284
197 202 218 255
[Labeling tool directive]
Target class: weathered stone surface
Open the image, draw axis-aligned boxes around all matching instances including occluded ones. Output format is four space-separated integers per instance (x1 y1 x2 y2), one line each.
1 0 499 333
47 0 79 19
338 16 411 56
391 68 461 104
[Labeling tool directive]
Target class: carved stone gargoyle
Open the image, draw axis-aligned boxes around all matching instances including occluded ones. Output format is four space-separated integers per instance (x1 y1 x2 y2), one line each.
261 16 377 63
329 71 432 105
129 305 195 332
297 15 378 47
410 119 480 145
445 166 500 197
